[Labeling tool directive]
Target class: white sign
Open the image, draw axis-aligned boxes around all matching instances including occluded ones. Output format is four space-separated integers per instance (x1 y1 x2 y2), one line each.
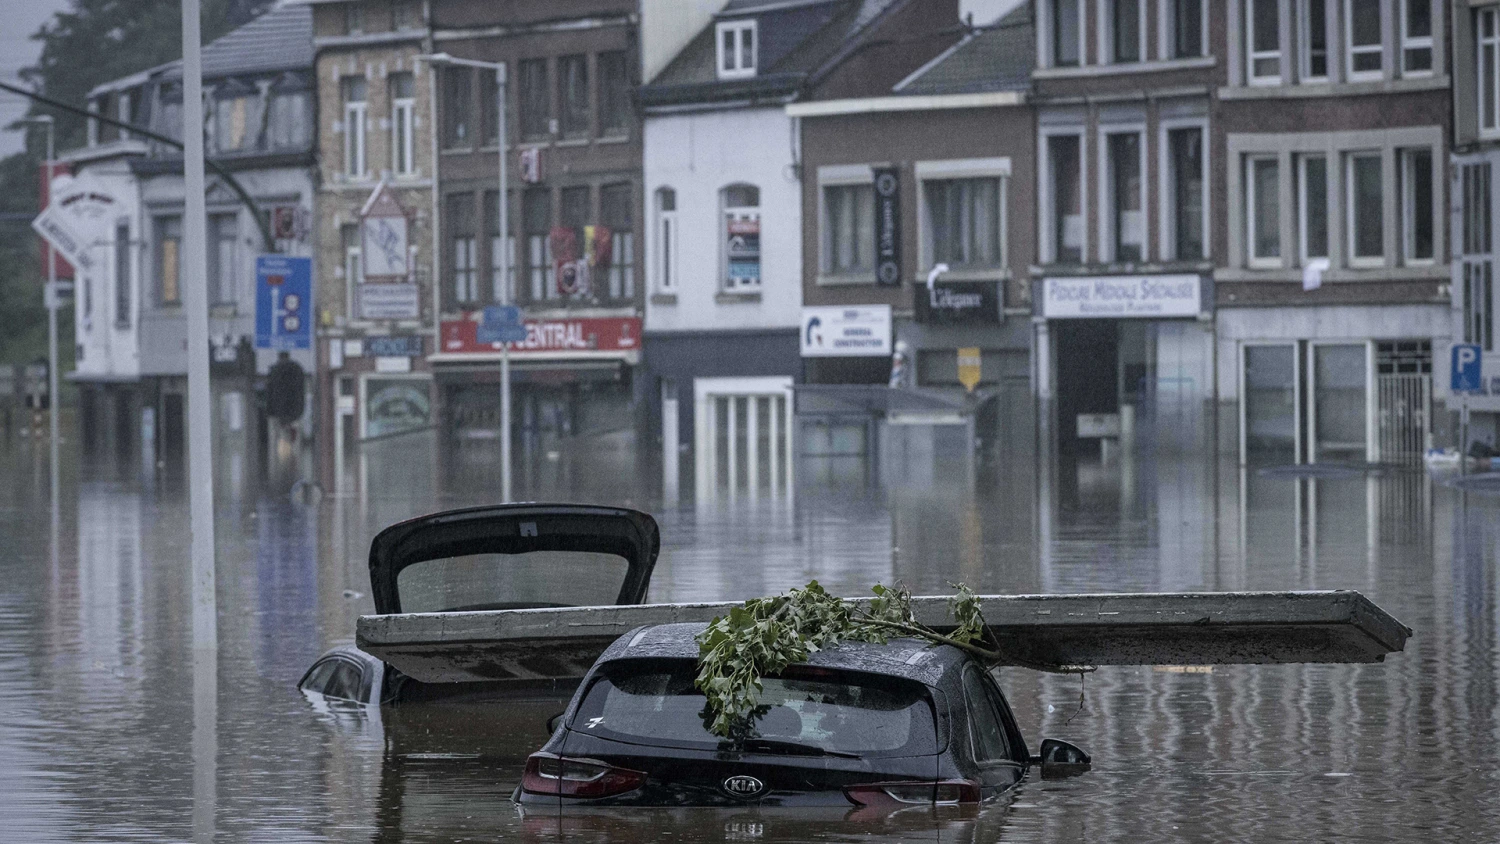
1042 274 1201 319
361 182 409 280
356 282 420 320
31 171 120 274
801 305 892 357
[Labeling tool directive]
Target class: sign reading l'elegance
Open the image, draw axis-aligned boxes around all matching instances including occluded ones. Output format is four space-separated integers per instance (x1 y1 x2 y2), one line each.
1041 274 1202 319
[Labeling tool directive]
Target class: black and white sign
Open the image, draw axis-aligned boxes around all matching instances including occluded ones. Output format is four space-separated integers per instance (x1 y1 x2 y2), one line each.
356 283 420 320
915 279 1000 324
872 166 901 286
1041 274 1201 319
801 306 892 358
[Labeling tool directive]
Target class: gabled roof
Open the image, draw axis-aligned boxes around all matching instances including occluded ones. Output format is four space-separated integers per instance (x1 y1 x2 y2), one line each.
641 0 907 109
893 3 1032 96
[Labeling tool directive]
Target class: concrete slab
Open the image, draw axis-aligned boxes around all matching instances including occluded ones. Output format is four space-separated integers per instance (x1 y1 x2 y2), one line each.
356 590 1411 684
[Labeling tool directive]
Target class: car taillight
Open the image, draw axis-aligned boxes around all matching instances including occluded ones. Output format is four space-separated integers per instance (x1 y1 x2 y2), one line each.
844 779 981 806
520 752 646 799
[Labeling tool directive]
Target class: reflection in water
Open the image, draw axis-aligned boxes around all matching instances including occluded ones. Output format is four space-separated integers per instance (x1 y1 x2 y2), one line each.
1 427 1499 841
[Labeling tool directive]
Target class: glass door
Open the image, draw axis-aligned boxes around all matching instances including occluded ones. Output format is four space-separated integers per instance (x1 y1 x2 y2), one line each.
1241 343 1299 465
1308 342 1373 463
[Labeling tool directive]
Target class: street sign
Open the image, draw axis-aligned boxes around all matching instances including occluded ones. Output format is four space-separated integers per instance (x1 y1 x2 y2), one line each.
255 255 312 350
477 305 528 344
957 347 982 393
1453 343 1483 393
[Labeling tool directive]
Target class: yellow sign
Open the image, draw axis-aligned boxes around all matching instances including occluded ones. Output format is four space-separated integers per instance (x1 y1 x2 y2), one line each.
957 347 981 393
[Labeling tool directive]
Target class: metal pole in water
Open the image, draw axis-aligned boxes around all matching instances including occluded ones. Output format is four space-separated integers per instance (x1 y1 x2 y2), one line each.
43 118 58 541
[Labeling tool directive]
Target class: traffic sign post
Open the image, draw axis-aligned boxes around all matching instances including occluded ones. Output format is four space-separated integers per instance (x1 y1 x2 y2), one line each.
255 256 312 350
1452 344 1483 476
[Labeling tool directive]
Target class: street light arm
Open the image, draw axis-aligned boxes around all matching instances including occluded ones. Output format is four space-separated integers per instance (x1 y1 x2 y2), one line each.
0 79 276 252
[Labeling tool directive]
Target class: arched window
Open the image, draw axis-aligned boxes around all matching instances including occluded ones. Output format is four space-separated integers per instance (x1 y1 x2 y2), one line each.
721 183 760 291
655 187 677 293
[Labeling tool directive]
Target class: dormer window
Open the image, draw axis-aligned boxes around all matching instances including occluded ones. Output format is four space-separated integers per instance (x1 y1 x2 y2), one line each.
717 20 757 79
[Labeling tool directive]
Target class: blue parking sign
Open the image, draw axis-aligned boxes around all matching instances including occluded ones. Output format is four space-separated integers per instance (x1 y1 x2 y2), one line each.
256 255 312 350
1452 343 1483 393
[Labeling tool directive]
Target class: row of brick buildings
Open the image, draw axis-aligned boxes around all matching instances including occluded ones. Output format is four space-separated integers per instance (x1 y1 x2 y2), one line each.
57 0 1500 493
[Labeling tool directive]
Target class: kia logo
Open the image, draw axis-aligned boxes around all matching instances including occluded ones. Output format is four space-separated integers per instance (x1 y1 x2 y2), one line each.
723 775 765 798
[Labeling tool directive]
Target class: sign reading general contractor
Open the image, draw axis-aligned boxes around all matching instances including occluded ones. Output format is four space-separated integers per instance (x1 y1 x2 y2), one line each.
801 306 891 357
1042 274 1201 319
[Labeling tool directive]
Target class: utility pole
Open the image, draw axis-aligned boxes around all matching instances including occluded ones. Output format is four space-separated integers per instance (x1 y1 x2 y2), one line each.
23 115 59 534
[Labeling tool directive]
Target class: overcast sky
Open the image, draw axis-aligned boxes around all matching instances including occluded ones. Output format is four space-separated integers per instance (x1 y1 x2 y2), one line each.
0 0 74 158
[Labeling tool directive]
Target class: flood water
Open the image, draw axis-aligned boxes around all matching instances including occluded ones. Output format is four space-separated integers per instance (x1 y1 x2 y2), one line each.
2 427 1498 842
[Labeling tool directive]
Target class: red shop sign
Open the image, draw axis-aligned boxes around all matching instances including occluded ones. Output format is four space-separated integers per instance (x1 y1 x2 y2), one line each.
441 315 641 355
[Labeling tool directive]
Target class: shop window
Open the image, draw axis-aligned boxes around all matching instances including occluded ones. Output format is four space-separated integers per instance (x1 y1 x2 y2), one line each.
822 182 874 276
1048 134 1083 263
1247 155 1280 267
717 20 756 79
560 54 589 138
390 72 415 175
1248 0 1281 83
1345 0 1383 80
923 177 1004 269
1167 127 1204 261
722 183 761 291
1106 132 1143 262
655 187 677 293
1346 152 1383 264
156 215 182 306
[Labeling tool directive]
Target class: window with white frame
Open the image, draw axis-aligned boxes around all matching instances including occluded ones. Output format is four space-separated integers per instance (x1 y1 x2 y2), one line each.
342 76 367 179
922 173 1005 270
1052 0 1081 66
1401 147 1434 263
524 188 553 302
1400 0 1433 75
207 212 239 307
722 184 761 291
1461 163 1493 351
655 187 677 293
1247 155 1281 266
1345 0 1383 80
1109 0 1143 63
822 181 874 277
1166 126 1205 261
1248 0 1281 83
1298 154 1329 263
1169 0 1204 59
341 223 362 314
1346 151 1384 264
1048 134 1084 263
1301 0 1329 81
114 221 131 327
390 72 415 177
1482 9 1500 135
449 193 478 305
601 182 635 300
1106 132 1144 263
486 190 514 304
716 20 756 79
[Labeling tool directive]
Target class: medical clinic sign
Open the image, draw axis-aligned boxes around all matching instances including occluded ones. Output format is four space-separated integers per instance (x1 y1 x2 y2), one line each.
1042 274 1202 319
440 315 641 356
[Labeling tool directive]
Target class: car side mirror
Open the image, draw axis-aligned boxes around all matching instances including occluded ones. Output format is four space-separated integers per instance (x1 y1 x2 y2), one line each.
1032 738 1091 779
546 712 565 734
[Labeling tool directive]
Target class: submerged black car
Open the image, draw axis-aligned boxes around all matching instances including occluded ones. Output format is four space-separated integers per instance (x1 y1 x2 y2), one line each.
516 622 1089 808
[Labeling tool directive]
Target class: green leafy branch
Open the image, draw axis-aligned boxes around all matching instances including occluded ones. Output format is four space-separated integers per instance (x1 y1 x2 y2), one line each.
693 580 1094 738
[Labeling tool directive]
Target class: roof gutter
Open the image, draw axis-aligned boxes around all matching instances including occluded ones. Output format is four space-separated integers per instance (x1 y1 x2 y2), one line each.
786 90 1025 117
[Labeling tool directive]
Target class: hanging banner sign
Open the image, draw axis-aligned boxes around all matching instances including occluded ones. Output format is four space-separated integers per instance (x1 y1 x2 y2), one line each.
38 162 76 279
873 166 902 286
1041 274 1202 319
32 171 120 275
957 347 982 393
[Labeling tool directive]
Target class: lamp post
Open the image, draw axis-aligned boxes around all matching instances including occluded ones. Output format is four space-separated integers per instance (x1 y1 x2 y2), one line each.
416 52 512 502
24 115 60 529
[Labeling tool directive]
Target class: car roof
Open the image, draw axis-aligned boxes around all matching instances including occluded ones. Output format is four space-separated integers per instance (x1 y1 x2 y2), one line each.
594 622 967 688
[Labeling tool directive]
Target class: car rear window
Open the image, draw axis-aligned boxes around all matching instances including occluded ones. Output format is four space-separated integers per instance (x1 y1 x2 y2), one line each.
395 551 627 613
572 659 938 757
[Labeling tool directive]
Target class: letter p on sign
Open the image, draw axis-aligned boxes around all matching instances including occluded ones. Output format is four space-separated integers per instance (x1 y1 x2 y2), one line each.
1452 344 1483 393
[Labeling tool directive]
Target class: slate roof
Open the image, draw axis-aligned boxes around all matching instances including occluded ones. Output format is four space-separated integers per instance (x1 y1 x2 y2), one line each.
640 0 905 108
201 3 314 78
893 3 1033 96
